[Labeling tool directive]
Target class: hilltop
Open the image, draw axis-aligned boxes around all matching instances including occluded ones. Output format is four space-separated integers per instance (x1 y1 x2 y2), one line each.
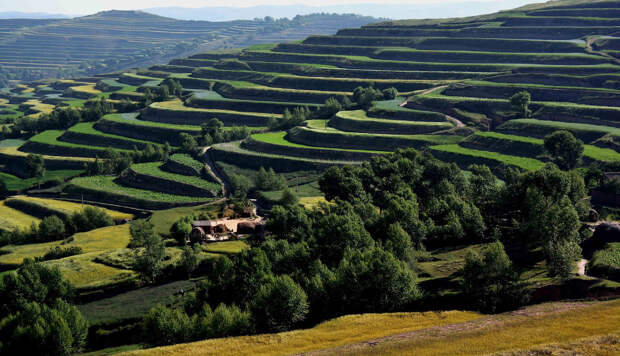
0 11 378 86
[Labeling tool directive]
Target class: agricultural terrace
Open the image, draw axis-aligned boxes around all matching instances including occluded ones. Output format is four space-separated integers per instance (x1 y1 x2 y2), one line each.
0 1 619 355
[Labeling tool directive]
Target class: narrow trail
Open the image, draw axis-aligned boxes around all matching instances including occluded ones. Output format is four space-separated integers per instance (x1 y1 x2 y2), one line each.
585 36 620 65
445 114 465 128
577 259 589 278
400 85 448 107
201 146 230 197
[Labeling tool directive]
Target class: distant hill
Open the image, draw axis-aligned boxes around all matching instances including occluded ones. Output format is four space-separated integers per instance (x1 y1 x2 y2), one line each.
144 1 538 21
0 11 72 19
0 11 378 86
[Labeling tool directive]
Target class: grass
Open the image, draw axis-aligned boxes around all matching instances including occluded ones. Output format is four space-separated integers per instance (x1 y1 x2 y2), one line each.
122 310 482 356
473 132 620 162
44 251 136 289
202 240 249 254
430 144 546 171
336 110 453 128
168 154 204 174
0 200 40 231
68 176 211 204
68 122 161 147
252 131 388 154
79 279 198 325
130 162 221 193
503 119 620 136
0 170 82 191
299 196 327 209
151 99 281 118
103 113 202 133
149 203 222 237
9 196 133 220
0 224 131 266
343 299 620 356
588 242 619 281
260 181 323 201
0 145 94 163
27 130 131 153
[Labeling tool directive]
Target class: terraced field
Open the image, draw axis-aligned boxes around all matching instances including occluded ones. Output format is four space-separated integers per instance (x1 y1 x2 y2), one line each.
0 11 378 85
1 1 619 228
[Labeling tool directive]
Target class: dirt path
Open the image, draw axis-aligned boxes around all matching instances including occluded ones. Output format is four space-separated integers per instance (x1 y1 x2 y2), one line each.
577 259 589 277
445 114 465 128
400 85 448 107
201 146 230 197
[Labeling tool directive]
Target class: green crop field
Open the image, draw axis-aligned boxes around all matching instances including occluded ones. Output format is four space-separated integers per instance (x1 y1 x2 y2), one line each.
67 176 212 204
130 162 221 193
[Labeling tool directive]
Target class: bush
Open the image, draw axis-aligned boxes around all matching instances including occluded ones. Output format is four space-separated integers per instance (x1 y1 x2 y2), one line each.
41 246 83 261
462 242 528 313
37 215 66 242
251 275 308 332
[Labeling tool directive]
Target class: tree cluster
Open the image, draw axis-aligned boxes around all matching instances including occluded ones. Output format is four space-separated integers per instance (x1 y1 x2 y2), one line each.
0 259 88 355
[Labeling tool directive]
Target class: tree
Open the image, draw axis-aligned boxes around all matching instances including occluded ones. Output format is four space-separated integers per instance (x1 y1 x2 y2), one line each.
334 247 420 314
384 222 413 261
37 215 65 242
0 180 8 199
544 130 584 170
251 275 308 332
0 300 88 355
382 87 398 100
130 220 165 283
180 244 200 279
179 133 198 154
279 188 299 207
25 154 45 186
0 258 74 318
0 260 87 355
462 242 528 313
510 91 531 117
67 206 113 234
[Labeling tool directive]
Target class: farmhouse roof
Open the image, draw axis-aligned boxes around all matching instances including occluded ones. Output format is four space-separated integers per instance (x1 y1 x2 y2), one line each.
192 219 227 227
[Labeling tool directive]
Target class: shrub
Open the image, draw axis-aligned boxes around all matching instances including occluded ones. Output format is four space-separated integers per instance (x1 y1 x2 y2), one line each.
41 246 83 261
251 275 308 332
462 241 528 313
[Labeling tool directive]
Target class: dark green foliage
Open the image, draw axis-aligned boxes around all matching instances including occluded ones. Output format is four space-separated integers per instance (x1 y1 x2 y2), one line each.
0 259 74 318
67 206 114 234
279 188 299 207
25 153 45 180
41 246 83 261
130 220 165 283
37 215 65 242
544 130 584 170
333 247 419 314
160 78 183 98
142 303 252 347
353 86 385 108
251 275 308 332
510 91 532 117
384 222 413 261
200 118 250 145
0 299 88 356
179 244 200 279
268 106 311 130
254 166 286 191
462 241 528 313
382 87 398 100
179 132 198 154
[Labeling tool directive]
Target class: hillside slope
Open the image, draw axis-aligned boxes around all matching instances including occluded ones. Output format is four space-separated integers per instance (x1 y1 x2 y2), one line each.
0 11 377 85
121 299 620 355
